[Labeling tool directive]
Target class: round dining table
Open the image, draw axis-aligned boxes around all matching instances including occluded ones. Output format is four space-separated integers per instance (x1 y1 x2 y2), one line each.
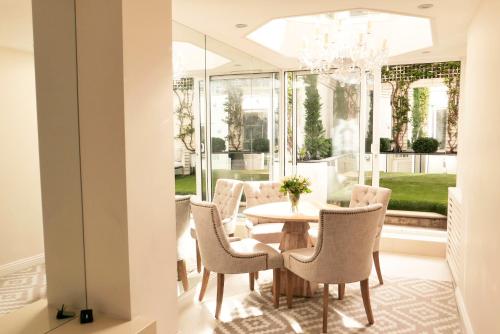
243 200 339 297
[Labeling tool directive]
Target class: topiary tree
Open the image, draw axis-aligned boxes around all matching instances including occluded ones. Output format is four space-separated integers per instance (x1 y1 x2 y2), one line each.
252 138 269 153
223 87 244 151
303 75 331 160
411 87 429 143
211 137 226 153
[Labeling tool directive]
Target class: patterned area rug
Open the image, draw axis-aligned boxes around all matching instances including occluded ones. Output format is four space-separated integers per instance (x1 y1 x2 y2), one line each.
215 277 461 334
0 264 46 316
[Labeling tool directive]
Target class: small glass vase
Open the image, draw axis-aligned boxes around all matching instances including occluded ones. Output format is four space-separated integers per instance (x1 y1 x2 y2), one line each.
288 192 300 213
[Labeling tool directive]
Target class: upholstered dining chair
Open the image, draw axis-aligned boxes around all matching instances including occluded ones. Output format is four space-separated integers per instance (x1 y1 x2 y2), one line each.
176 195 191 292
284 204 383 333
190 198 283 319
190 179 244 272
310 185 391 286
243 181 287 244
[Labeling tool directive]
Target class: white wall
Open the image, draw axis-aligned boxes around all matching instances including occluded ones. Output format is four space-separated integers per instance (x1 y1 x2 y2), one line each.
458 0 500 333
0 47 44 267
74 0 177 332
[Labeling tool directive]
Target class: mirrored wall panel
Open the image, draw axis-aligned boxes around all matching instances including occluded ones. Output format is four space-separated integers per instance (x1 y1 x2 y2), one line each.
1 0 87 331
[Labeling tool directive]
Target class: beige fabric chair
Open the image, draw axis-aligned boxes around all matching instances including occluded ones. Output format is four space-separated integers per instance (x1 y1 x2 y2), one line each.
190 198 283 319
191 179 244 272
176 195 191 292
243 181 287 244
284 204 383 333
310 185 391 284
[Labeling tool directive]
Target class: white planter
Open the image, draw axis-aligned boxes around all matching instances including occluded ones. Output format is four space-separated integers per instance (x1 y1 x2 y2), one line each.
244 153 265 170
211 153 231 170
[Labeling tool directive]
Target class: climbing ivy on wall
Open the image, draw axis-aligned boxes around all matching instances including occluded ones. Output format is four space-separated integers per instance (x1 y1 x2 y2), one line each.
382 61 461 153
411 87 429 143
445 75 460 153
173 78 195 153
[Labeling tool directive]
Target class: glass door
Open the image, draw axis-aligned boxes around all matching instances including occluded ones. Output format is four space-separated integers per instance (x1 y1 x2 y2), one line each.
207 73 279 196
286 71 362 205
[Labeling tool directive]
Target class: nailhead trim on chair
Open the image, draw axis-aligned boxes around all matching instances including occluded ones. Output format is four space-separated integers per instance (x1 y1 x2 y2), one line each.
191 200 269 268
175 196 191 203
289 205 383 265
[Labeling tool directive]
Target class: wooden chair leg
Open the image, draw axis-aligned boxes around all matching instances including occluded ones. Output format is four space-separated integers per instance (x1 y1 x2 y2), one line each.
286 269 294 309
338 283 345 300
177 260 189 292
373 251 383 285
273 268 280 308
196 240 201 273
215 273 225 320
249 273 255 291
360 279 374 325
255 271 259 280
323 284 329 333
199 268 210 302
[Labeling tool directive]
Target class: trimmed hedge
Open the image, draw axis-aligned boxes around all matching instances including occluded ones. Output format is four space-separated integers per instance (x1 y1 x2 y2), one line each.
412 137 439 153
388 199 447 216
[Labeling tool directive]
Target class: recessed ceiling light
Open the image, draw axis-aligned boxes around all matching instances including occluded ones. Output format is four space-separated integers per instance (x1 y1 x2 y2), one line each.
235 23 248 29
417 3 434 9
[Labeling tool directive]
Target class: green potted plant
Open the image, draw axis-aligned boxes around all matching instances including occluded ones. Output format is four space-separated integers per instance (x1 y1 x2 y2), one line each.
279 175 312 212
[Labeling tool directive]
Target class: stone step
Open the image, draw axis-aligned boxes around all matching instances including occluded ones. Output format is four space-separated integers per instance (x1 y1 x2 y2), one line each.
385 209 447 230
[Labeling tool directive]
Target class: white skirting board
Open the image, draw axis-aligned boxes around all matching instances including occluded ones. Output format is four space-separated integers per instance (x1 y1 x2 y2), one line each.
0 253 45 277
455 287 475 334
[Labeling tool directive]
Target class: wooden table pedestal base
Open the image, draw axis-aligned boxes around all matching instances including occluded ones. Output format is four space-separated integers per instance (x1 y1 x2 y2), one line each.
279 220 318 297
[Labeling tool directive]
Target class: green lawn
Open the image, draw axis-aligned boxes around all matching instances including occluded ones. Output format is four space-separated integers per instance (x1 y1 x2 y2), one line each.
175 174 196 195
176 171 456 215
175 169 269 195
370 173 456 215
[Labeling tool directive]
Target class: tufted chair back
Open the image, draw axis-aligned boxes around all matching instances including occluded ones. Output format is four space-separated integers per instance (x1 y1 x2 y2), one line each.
175 195 191 240
243 181 287 224
175 195 191 258
190 198 271 274
212 179 244 221
349 185 391 252
287 205 382 284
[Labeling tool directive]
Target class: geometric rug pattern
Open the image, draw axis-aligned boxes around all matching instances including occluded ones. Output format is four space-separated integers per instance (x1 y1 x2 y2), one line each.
215 277 462 334
0 264 46 316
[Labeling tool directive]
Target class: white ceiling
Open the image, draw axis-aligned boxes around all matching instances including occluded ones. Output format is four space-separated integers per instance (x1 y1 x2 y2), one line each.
0 0 481 68
173 0 481 69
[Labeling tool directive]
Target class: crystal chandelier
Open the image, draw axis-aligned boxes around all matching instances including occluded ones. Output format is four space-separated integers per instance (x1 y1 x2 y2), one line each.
299 14 389 83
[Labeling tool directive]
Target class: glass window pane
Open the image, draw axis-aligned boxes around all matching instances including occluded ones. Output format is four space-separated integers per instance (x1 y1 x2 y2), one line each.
209 75 275 194
292 72 361 205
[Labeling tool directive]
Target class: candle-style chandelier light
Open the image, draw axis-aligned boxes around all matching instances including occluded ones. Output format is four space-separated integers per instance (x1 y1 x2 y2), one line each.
299 12 389 83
